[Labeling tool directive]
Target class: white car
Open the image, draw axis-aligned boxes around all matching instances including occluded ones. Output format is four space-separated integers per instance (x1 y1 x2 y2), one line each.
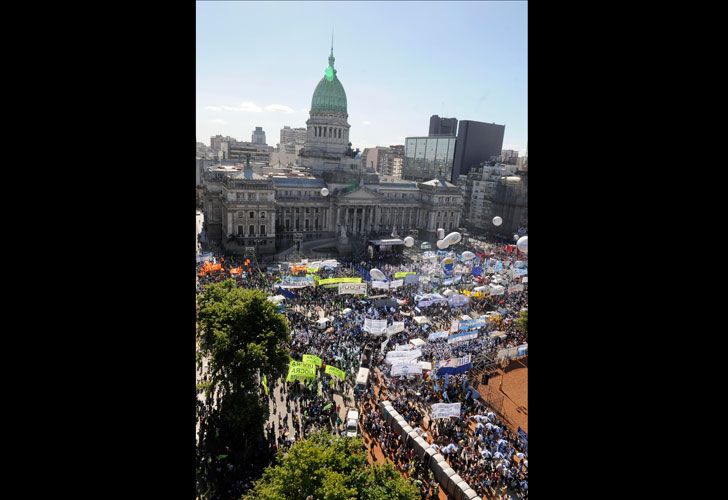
345 409 359 437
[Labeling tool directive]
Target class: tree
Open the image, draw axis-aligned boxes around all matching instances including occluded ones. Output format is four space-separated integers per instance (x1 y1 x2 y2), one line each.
244 431 419 500
197 280 291 499
515 309 528 339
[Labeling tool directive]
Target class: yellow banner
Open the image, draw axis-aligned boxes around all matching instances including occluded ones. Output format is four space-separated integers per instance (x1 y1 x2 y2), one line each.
302 354 322 367
317 277 363 286
394 271 416 279
325 365 346 380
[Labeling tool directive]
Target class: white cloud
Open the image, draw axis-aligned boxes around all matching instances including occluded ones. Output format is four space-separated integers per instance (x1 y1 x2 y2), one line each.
209 118 228 124
300 108 309 113
204 101 263 112
265 104 295 113
362 121 371 125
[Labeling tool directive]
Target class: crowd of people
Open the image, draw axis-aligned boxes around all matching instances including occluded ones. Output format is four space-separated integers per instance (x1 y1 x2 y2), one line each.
196 234 528 499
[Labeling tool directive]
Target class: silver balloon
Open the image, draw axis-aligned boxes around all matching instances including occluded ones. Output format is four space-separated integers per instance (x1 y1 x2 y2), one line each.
492 216 503 226
516 236 528 254
436 239 449 250
370 268 386 281
403 236 415 247
444 231 462 245
320 187 329 196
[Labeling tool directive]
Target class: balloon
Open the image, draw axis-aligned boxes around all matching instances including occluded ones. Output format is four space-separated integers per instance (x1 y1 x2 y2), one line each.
492 216 503 226
516 236 528 254
440 257 454 272
370 268 385 281
444 232 462 245
320 187 329 196
436 239 449 250
461 251 476 261
513 234 520 241
437 228 445 240
404 236 415 247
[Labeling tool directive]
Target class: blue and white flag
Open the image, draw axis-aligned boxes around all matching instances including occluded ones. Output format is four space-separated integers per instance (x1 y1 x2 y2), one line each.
436 354 472 375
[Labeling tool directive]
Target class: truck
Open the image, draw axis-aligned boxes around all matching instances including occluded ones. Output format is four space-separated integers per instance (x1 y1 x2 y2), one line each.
354 367 370 394
345 409 359 437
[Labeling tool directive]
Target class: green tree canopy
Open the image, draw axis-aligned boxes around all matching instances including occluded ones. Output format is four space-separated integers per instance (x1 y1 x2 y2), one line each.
244 431 419 500
515 309 528 339
197 280 291 499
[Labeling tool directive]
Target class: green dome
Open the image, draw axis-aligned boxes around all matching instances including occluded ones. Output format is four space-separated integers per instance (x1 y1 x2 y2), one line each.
311 53 347 114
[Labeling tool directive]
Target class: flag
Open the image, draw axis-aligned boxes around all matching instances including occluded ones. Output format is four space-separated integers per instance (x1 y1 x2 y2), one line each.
262 374 268 396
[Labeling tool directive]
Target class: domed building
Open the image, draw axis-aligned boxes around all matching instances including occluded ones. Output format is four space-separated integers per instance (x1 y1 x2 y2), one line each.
299 45 358 176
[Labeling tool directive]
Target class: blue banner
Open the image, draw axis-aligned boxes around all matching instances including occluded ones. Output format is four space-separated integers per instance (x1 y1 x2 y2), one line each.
436 354 472 375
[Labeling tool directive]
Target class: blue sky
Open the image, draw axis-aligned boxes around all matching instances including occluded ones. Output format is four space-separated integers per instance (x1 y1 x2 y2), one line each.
197 1 527 155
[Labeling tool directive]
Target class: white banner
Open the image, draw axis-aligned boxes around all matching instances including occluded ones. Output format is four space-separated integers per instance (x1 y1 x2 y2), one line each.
389 279 404 289
339 283 368 295
391 362 423 376
448 331 478 344
431 402 461 419
371 281 389 289
395 344 414 351
428 331 450 341
386 321 405 335
385 349 422 364
364 318 388 335
508 284 524 293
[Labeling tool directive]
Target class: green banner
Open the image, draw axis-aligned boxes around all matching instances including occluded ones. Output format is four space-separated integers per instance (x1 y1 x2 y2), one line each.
394 271 416 279
302 354 323 367
262 374 268 396
325 365 346 380
286 364 316 381
317 277 363 286
290 360 317 370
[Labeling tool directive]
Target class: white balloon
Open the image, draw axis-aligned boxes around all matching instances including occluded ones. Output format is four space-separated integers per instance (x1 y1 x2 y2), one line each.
403 236 415 247
370 268 385 281
461 251 476 261
444 231 462 245
436 239 449 250
516 236 528 254
492 216 503 226
437 228 445 240
513 234 520 241
320 187 329 196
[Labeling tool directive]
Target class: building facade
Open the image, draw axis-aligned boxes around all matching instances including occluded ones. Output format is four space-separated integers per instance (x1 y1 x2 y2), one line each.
203 168 463 256
500 149 519 164
402 136 458 182
226 141 273 163
462 164 527 238
251 127 267 145
452 120 506 180
429 115 458 137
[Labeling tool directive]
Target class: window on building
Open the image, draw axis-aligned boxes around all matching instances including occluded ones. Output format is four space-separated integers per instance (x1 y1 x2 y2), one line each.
285 220 290 230
249 211 254 219
238 225 244 235
295 219 299 230
260 225 266 236
237 212 244 220
314 219 319 229
305 219 309 229
305 208 310 214
260 211 265 219
248 225 255 236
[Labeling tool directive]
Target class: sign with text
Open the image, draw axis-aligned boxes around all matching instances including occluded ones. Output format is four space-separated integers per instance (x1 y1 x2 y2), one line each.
338 283 367 295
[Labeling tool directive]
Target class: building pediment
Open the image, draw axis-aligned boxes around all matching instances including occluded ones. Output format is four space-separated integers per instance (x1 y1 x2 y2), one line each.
337 186 383 202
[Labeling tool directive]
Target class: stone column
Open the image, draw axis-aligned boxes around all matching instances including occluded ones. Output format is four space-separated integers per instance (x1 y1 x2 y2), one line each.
344 207 349 233
227 212 233 236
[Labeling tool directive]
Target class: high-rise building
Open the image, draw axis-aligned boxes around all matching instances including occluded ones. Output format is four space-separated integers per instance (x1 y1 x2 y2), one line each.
280 126 307 149
429 115 458 137
451 120 505 180
462 164 527 237
402 136 457 182
210 135 237 153
500 150 519 164
251 126 267 145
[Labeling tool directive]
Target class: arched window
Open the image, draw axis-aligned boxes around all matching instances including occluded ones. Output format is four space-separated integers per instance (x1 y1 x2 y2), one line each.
314 127 317 137
329 127 332 137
